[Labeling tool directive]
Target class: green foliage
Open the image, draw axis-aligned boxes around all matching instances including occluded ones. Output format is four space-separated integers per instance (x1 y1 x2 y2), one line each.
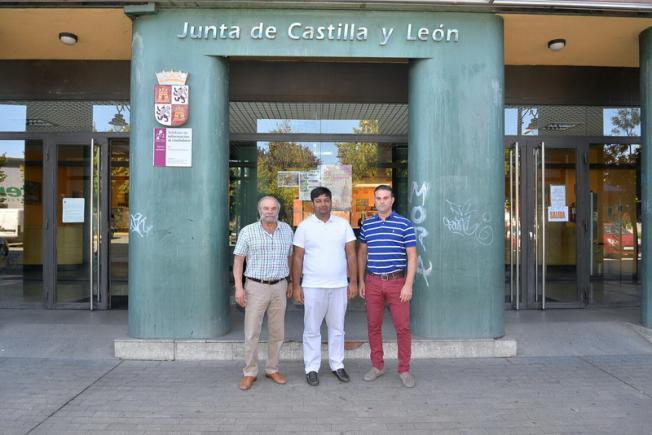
336 120 390 183
611 108 640 137
0 153 7 206
257 121 320 223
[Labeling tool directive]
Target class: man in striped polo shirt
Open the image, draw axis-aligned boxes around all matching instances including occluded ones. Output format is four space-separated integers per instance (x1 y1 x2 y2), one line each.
357 185 417 388
233 196 294 391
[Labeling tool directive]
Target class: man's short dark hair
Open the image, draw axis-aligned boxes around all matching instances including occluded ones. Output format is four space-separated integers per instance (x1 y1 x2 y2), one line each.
310 186 332 201
374 184 394 197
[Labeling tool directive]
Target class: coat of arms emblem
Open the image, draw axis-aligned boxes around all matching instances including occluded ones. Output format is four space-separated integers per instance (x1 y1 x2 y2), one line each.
154 70 189 127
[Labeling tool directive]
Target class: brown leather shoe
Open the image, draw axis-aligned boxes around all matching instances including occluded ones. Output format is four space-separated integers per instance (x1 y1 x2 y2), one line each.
239 376 257 390
265 372 287 385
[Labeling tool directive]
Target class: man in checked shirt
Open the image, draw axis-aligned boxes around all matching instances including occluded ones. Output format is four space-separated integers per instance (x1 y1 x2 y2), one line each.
357 185 417 388
233 196 294 391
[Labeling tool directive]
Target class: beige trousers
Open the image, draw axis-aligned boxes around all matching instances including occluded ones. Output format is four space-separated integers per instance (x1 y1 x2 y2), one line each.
243 278 287 377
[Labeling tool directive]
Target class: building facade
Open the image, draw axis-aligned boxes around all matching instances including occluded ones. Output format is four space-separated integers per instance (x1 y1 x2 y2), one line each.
1 0 651 341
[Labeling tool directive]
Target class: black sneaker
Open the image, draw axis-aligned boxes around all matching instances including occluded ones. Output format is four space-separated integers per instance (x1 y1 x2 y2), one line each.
306 371 319 386
332 368 350 382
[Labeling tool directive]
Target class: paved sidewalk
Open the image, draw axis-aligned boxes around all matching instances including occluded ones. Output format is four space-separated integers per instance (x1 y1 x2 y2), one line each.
2 356 652 434
1 306 652 433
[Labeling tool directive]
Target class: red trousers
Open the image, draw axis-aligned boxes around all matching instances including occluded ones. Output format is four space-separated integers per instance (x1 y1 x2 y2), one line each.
365 274 411 373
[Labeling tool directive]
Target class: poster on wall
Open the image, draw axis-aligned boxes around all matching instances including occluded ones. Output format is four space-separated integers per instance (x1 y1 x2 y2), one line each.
299 170 321 200
153 128 192 167
62 198 85 223
277 171 300 187
320 164 352 211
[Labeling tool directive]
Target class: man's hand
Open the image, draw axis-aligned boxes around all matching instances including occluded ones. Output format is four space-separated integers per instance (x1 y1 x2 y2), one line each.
235 286 246 307
293 284 304 304
399 284 413 303
348 281 358 300
286 281 293 298
358 281 366 299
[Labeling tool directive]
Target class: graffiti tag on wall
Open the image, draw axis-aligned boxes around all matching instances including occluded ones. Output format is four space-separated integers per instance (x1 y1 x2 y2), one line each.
442 200 493 246
130 213 153 238
410 181 433 287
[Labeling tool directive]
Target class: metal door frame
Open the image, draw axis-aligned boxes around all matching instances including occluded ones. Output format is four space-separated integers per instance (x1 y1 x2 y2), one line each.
0 132 128 309
506 136 590 309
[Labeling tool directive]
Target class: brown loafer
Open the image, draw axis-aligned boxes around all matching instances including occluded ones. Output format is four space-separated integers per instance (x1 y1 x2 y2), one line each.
265 372 287 385
239 376 257 390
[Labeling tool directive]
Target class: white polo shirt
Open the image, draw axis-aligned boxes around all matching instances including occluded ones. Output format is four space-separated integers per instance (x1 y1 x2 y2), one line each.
293 214 356 288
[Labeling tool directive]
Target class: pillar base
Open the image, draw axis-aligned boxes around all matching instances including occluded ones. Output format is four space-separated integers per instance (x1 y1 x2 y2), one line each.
114 338 517 360
629 322 652 345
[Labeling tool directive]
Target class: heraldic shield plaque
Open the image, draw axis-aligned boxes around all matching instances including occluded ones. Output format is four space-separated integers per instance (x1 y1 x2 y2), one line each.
154 71 189 127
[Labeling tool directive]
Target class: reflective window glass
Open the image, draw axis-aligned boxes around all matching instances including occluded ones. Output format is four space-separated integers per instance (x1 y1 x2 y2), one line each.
504 106 641 137
0 140 44 305
0 101 129 132
0 104 27 132
589 143 641 305
229 139 404 243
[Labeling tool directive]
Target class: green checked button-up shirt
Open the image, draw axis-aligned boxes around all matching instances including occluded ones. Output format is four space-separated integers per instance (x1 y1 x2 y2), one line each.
233 221 294 281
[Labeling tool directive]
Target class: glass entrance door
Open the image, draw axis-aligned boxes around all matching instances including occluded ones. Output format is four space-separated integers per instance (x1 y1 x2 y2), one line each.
588 143 641 305
109 138 130 308
53 141 103 308
0 139 45 306
506 141 587 309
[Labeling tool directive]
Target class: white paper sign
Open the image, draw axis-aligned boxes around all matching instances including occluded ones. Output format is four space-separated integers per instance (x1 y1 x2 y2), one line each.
550 185 566 207
62 198 85 223
165 128 192 167
548 206 569 222
299 170 321 201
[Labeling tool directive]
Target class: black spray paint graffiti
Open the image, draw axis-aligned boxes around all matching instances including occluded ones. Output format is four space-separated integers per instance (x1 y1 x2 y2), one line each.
442 200 494 246
410 181 433 287
130 213 153 238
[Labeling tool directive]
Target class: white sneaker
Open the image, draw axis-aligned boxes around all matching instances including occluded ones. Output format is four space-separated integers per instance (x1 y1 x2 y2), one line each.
399 372 416 388
363 367 385 382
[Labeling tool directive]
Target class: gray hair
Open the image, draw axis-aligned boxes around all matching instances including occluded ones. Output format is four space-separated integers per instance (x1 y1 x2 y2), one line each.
257 196 281 214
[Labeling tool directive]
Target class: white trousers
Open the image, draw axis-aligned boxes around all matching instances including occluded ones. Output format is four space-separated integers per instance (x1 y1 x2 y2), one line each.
302 286 348 373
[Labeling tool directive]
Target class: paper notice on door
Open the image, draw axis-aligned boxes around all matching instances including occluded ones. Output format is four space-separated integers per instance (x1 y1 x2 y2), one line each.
548 206 569 222
62 198 85 223
550 185 566 207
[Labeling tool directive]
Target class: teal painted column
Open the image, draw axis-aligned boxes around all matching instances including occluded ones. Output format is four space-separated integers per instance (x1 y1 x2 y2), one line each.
408 14 504 339
128 15 230 338
640 28 652 328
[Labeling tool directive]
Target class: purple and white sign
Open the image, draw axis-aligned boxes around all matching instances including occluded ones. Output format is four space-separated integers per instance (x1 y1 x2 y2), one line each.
153 127 192 167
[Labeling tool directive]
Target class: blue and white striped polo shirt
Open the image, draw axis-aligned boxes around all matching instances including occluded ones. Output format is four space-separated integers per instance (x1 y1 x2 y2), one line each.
359 211 417 274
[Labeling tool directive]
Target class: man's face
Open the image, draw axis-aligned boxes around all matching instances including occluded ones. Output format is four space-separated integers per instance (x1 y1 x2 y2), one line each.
312 194 332 216
374 189 394 214
259 198 279 223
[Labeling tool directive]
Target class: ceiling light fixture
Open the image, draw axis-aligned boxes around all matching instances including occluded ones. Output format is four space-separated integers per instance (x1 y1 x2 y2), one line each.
547 38 566 51
58 32 78 46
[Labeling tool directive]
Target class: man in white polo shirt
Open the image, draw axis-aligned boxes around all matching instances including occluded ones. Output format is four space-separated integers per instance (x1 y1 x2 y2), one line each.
292 187 358 386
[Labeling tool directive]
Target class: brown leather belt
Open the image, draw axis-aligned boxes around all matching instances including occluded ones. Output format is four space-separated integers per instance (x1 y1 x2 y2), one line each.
246 276 288 285
368 270 406 281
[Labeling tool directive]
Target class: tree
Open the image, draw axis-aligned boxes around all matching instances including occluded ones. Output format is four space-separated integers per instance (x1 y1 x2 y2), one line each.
336 120 390 183
611 108 640 137
257 121 320 223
